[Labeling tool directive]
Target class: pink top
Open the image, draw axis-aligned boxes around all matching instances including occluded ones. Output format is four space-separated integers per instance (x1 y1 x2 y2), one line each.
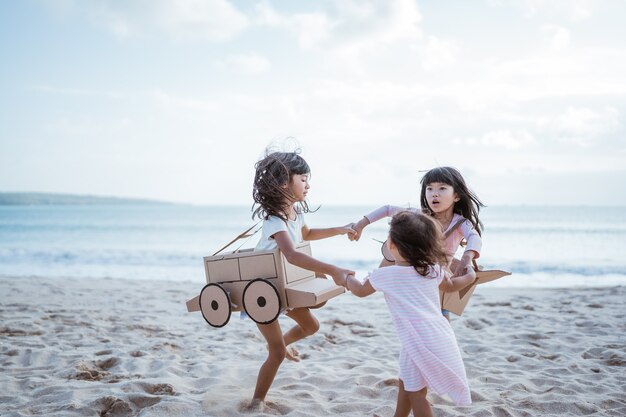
364 205 481 259
367 265 471 405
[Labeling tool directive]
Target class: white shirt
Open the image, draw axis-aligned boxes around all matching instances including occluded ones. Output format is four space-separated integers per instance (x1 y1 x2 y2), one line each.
255 213 306 251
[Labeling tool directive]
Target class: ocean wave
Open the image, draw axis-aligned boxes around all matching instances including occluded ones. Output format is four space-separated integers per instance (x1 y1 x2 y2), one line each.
326 258 626 278
477 261 626 277
0 248 201 267
3 248 626 278
484 226 626 235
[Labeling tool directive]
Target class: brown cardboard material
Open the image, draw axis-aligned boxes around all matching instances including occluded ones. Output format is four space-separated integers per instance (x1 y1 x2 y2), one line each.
440 268 512 316
186 241 345 327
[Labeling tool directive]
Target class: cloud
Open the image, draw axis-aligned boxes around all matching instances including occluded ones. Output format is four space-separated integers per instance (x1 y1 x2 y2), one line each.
255 2 334 48
255 0 422 49
28 85 128 99
538 106 622 145
218 53 271 74
454 130 535 150
154 0 249 41
420 35 458 70
46 0 249 41
542 25 570 50
487 0 597 21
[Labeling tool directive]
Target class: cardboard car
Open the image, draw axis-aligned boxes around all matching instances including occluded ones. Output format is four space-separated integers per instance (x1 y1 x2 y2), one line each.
186 241 345 327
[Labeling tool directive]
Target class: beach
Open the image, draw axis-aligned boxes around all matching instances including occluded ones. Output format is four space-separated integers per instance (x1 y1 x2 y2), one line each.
1 276 624 417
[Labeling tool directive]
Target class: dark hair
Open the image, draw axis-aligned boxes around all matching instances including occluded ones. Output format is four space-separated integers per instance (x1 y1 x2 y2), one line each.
252 151 311 222
389 211 449 276
419 166 485 235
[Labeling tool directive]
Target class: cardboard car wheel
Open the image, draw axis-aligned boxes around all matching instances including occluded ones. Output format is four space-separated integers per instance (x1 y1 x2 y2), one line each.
199 283 231 328
243 278 281 324
381 239 395 262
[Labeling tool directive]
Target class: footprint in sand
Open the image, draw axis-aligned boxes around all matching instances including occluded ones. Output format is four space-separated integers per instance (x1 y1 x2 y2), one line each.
93 396 133 417
73 357 120 381
96 357 121 370
241 399 293 415
128 395 161 409
375 378 399 388
138 382 176 396
463 319 484 330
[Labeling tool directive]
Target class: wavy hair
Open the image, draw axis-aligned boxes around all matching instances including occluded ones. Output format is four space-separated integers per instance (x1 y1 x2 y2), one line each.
252 151 311 222
419 166 485 235
389 211 449 276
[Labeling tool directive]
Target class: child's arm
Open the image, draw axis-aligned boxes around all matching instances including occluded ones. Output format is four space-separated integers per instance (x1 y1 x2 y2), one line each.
302 224 356 241
341 273 376 298
350 216 370 241
439 267 476 292
454 250 478 276
453 221 482 276
274 231 353 286
350 205 407 241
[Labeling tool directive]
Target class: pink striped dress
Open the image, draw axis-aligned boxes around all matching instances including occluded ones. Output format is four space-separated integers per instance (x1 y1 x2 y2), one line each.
367 264 471 405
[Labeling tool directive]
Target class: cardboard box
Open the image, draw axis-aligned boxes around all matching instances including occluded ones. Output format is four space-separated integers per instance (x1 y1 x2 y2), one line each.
186 241 345 327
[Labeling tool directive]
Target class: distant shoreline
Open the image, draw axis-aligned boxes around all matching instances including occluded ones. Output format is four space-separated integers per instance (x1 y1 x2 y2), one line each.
1 193 624 209
0 192 175 206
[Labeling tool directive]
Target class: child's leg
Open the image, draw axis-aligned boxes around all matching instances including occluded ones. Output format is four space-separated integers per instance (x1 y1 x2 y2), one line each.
284 307 320 346
253 320 287 402
392 380 411 417
406 387 433 417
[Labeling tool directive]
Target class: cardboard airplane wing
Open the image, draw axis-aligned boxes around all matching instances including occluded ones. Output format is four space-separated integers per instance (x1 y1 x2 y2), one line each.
440 269 511 316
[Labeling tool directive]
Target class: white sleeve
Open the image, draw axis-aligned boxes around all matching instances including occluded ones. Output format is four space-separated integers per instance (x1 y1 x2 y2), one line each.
364 205 415 223
460 220 482 258
255 216 289 250
264 216 289 239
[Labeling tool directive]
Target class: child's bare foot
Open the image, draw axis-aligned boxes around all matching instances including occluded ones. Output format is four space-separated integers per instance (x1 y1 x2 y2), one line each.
246 398 264 411
265 344 300 362
285 345 300 362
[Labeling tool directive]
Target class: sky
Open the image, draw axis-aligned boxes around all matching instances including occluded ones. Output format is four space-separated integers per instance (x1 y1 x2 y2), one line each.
1 0 625 207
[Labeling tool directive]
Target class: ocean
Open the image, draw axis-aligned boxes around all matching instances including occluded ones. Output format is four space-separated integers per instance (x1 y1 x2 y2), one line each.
1 205 625 288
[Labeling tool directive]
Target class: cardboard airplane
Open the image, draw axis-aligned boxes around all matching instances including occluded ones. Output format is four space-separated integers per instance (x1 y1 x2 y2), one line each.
380 238 511 316
439 267 511 316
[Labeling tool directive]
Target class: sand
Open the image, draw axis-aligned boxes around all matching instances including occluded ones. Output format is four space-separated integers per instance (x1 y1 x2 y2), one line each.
1 276 625 417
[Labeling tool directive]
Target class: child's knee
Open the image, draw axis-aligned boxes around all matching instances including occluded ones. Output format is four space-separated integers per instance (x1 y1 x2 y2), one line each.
303 317 320 336
267 345 287 364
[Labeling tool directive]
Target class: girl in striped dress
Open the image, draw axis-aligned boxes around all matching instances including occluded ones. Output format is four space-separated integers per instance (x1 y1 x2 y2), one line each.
339 211 475 416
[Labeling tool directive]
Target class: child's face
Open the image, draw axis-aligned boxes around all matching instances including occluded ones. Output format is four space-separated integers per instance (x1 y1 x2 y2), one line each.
425 182 459 214
288 173 310 202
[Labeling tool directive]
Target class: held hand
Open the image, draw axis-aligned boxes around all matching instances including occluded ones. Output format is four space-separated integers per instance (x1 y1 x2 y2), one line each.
330 268 354 287
345 272 355 289
454 268 477 290
349 217 369 242
443 267 476 292
338 223 357 239
349 225 362 241
452 252 475 277
452 263 476 280
465 267 477 281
